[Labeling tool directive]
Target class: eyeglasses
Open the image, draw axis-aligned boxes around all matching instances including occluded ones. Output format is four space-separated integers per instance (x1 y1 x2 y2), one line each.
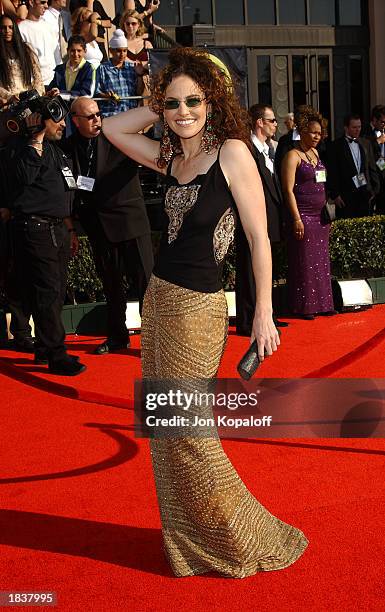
39 1 48 4
125 21 138 26
72 111 102 120
263 117 277 124
164 96 205 110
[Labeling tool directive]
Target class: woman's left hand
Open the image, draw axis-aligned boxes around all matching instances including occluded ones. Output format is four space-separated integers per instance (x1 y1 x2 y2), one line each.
251 312 280 361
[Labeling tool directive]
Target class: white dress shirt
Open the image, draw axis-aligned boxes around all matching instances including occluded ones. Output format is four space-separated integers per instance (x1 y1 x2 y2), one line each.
251 133 274 174
346 137 361 173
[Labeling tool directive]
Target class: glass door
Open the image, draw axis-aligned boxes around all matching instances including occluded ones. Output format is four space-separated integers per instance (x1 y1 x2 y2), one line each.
249 49 334 138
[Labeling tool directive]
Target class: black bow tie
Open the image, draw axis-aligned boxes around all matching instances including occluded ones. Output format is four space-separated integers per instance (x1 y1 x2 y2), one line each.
346 137 357 143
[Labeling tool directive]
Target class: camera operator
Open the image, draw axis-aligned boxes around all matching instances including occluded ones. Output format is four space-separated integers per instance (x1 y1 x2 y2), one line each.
2 110 86 375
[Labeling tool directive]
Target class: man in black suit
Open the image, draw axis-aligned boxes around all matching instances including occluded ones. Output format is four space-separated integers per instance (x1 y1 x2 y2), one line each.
68 97 153 354
235 103 287 335
326 114 380 219
362 104 385 214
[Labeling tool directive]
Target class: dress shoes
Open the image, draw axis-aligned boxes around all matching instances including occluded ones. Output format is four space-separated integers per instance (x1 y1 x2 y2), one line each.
48 357 86 376
35 351 80 365
318 310 338 316
236 327 251 337
93 338 130 355
299 314 315 320
273 318 289 328
12 337 35 353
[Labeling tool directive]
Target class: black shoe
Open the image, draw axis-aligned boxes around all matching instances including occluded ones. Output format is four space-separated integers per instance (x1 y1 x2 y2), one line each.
318 310 338 316
35 351 80 365
300 314 315 320
274 318 289 328
236 328 252 337
48 358 86 376
12 337 35 353
93 338 129 355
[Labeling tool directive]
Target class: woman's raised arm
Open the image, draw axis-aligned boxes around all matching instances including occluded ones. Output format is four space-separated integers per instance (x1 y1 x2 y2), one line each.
102 106 164 173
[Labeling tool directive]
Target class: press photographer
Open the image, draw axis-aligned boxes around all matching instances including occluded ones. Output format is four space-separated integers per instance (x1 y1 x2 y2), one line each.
0 92 86 375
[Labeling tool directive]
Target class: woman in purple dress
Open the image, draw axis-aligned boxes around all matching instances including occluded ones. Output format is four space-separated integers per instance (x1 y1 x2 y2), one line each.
281 106 335 320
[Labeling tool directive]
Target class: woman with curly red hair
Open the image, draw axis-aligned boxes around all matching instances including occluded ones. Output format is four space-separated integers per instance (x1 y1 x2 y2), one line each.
281 105 335 319
103 47 307 578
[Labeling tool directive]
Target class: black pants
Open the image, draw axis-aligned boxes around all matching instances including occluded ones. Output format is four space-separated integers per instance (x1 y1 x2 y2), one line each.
80 215 153 342
13 219 69 361
235 225 255 335
336 189 373 219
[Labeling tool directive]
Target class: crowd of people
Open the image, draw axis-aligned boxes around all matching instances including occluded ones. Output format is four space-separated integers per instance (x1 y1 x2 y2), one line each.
0 0 160 111
1 0 384 348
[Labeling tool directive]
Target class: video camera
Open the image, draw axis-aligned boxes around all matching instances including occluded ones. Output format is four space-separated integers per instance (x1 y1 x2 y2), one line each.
0 89 69 141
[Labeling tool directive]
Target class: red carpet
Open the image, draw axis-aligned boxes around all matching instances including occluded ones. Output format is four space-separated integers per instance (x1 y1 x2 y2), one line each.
1 306 385 611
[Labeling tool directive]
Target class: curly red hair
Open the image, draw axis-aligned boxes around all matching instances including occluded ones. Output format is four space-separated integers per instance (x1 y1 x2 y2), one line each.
150 47 251 168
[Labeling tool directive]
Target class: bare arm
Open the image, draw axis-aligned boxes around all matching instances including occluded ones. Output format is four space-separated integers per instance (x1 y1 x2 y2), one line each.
220 140 279 358
123 0 135 9
28 45 45 95
102 105 165 173
1 0 17 17
17 4 28 19
281 150 304 240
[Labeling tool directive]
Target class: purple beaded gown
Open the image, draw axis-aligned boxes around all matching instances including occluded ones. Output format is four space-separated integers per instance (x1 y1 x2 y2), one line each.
287 159 334 315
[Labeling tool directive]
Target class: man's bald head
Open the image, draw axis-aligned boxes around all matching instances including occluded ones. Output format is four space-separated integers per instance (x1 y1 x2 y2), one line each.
71 97 102 138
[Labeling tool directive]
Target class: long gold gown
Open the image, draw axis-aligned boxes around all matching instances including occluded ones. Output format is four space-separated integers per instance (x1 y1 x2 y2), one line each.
141 274 308 578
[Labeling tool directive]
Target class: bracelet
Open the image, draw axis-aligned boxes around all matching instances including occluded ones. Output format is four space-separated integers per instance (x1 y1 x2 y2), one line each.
30 138 43 144
27 144 43 150
143 10 148 16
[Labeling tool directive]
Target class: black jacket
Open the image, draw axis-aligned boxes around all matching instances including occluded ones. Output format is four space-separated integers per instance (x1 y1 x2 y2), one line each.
251 142 283 242
326 136 380 200
65 132 151 243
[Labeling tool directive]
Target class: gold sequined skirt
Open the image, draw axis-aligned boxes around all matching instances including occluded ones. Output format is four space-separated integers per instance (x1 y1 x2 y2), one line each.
141 275 308 577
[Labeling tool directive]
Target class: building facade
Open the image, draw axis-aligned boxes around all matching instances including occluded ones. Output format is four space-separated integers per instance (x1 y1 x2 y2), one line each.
107 1 385 138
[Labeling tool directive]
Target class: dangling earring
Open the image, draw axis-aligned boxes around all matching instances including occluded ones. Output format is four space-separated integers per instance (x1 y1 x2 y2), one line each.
159 120 173 163
201 112 219 154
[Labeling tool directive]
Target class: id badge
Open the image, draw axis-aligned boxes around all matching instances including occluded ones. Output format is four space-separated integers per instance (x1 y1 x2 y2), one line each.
315 169 327 183
352 173 367 189
376 157 385 172
61 166 77 190
76 175 95 191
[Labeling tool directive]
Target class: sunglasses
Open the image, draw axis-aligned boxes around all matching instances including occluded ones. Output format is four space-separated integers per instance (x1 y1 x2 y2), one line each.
164 96 205 110
125 21 138 26
263 117 277 124
72 111 102 120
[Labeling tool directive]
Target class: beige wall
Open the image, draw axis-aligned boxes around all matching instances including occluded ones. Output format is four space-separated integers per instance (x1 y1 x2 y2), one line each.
369 0 385 106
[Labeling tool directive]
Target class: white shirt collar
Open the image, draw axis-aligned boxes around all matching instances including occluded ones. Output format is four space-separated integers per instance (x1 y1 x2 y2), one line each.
48 6 60 16
292 128 301 140
251 132 268 154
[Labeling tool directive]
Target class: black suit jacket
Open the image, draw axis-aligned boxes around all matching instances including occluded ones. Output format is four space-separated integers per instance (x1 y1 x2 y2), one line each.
251 143 283 242
326 136 380 200
274 130 296 183
361 125 383 161
65 132 151 243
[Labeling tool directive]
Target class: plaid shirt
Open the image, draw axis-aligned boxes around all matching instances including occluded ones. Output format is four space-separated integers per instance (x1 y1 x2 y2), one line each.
95 60 138 117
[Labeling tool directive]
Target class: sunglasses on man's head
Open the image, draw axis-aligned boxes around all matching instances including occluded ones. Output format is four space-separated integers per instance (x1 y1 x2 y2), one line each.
163 96 205 110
